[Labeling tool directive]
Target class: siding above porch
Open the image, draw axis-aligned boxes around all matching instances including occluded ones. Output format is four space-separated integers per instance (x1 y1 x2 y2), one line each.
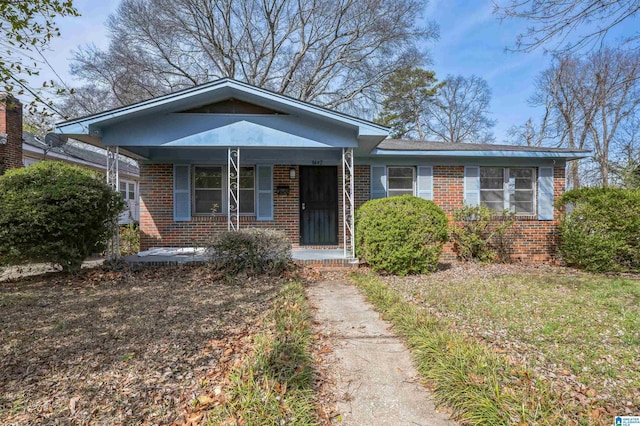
54 78 388 155
100 115 358 149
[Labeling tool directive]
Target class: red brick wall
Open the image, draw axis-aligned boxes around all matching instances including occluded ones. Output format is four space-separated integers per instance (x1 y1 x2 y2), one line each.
354 165 370 209
0 96 23 174
140 164 301 250
140 162 566 262
353 164 566 263
434 165 465 213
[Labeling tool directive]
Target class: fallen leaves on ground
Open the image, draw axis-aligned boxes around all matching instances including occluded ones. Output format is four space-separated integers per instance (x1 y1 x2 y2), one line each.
0 265 283 425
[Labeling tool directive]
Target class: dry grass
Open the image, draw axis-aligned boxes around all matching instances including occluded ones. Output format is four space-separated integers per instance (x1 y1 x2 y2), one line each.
0 265 282 425
379 263 640 422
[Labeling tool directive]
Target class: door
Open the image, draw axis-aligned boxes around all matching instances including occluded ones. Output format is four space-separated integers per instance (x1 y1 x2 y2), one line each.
119 180 139 224
300 166 338 245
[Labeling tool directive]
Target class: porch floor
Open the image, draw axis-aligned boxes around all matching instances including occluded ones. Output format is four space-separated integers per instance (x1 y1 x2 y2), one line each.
292 248 346 261
123 247 355 266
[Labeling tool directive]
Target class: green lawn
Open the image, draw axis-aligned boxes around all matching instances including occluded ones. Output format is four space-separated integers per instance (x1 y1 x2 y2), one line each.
352 265 640 424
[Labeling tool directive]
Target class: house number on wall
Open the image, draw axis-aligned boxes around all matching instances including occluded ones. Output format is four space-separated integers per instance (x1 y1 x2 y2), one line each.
312 160 323 165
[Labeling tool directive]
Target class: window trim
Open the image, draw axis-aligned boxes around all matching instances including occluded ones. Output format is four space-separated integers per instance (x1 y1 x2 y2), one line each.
119 179 137 202
386 166 416 197
479 167 537 216
191 165 257 216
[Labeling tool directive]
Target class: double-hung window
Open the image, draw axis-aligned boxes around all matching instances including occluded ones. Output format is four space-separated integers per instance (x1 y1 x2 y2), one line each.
480 167 536 215
193 165 255 215
239 167 255 214
387 166 415 197
194 166 224 214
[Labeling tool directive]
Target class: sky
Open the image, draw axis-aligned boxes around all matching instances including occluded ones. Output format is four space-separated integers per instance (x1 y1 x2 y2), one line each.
27 0 637 143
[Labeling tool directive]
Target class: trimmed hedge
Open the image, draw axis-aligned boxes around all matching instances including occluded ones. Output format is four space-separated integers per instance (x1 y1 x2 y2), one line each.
0 161 125 272
557 187 640 272
355 195 448 275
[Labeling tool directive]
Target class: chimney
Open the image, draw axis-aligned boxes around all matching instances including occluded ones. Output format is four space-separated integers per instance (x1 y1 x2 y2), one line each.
0 95 23 174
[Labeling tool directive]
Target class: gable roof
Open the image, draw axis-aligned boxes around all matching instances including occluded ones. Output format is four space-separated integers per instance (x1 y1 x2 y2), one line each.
55 78 389 138
372 139 589 159
23 131 139 176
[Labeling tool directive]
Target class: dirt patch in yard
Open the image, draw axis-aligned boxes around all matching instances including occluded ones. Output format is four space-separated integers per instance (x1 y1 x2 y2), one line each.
0 265 282 425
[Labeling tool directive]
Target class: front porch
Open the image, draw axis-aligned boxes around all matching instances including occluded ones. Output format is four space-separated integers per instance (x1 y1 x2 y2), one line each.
123 247 357 268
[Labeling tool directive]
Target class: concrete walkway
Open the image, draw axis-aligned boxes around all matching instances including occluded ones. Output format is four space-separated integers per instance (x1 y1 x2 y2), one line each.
307 280 456 426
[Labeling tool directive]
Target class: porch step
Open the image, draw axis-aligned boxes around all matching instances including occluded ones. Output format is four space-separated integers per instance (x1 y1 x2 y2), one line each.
294 258 359 269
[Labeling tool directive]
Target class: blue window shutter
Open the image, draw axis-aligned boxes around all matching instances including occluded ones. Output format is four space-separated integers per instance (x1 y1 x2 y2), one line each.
464 166 480 206
538 167 554 220
417 166 433 200
370 165 387 199
173 164 191 221
256 165 273 221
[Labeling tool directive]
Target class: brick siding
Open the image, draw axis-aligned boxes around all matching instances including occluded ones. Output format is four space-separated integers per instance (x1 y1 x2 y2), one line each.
140 164 301 250
140 162 566 262
0 97 23 174
352 164 565 262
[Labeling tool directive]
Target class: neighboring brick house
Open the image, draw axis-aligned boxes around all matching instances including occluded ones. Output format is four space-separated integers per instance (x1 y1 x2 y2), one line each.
0 96 23 174
54 78 587 262
22 132 140 224
0 97 140 224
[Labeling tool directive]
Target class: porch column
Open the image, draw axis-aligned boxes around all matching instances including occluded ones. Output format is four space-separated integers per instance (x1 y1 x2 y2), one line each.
227 147 240 231
106 146 120 260
342 148 355 259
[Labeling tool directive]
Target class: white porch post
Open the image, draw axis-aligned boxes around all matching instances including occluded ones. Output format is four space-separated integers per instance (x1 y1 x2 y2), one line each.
106 146 120 260
342 148 355 259
228 147 240 231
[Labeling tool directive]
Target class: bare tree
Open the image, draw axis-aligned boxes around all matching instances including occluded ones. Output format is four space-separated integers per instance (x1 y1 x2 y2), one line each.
58 82 124 118
586 49 640 186
511 48 640 187
1 0 78 115
66 0 437 115
495 0 640 53
534 55 595 187
426 75 495 143
610 116 640 188
508 112 557 147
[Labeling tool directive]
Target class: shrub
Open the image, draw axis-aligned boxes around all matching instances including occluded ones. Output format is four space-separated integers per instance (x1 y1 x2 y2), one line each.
119 223 140 256
557 187 640 272
0 161 125 272
449 205 515 263
355 195 448 275
207 228 292 276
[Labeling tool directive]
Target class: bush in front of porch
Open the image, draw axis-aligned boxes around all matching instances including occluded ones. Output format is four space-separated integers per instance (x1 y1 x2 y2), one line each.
207 228 292 276
355 195 448 275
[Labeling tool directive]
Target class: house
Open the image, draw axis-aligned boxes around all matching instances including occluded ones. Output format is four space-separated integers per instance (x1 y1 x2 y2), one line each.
53 78 587 262
22 132 140 224
0 97 140 224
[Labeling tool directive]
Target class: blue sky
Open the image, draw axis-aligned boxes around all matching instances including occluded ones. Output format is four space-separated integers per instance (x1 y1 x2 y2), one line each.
31 0 636 143
424 0 551 143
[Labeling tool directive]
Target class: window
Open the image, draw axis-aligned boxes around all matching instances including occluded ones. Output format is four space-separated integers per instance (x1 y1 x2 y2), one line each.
480 167 536 215
387 167 415 197
193 165 255 215
194 166 223 214
509 168 535 214
119 181 136 202
23 157 39 167
119 181 127 200
239 166 255 214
